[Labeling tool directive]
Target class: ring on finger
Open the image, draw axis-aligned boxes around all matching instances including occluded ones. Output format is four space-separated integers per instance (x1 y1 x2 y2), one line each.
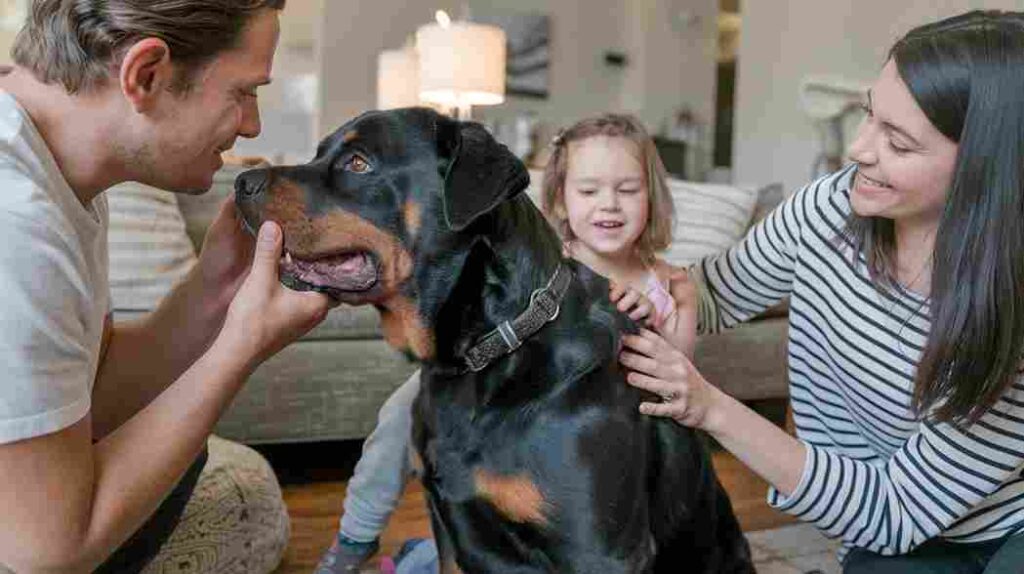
661 390 677 403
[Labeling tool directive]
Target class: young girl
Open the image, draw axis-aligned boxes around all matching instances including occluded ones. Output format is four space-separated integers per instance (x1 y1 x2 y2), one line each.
620 10 1024 573
315 113 697 573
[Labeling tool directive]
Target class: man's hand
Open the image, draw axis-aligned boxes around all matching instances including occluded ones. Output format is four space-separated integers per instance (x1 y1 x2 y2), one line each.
217 221 331 371
195 194 256 316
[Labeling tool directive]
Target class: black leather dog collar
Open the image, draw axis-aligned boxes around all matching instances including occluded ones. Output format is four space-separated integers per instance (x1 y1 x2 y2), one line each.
463 264 572 372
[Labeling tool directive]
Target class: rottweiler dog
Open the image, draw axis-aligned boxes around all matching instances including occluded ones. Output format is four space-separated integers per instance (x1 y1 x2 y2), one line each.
234 108 755 573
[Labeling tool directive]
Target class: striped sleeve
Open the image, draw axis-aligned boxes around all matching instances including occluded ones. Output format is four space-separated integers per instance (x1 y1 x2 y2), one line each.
692 165 856 334
769 378 1024 555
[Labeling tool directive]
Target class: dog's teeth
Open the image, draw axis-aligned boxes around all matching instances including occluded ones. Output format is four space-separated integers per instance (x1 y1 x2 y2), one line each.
285 252 293 265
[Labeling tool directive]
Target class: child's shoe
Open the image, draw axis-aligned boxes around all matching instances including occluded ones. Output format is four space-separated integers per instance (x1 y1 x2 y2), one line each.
314 533 380 574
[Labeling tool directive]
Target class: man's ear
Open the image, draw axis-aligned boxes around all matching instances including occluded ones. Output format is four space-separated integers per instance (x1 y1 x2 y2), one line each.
435 114 530 232
119 38 175 112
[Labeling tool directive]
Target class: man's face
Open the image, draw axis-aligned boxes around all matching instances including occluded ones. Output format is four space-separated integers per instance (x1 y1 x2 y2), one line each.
134 8 280 193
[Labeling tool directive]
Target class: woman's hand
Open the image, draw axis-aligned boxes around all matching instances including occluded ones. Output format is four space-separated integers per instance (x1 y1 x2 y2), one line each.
609 282 657 327
620 328 727 431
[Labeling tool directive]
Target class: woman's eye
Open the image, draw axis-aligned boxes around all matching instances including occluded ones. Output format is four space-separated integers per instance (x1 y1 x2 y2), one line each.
345 155 372 174
619 187 640 194
577 188 597 195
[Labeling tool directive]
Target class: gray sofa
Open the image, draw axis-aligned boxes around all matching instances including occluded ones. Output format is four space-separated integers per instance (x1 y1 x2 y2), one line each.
156 167 789 445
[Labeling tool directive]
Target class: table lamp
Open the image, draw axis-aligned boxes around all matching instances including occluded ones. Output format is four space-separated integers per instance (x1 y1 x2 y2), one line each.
415 10 506 120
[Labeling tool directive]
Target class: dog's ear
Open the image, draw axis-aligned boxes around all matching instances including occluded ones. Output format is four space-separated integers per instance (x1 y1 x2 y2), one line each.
435 114 530 231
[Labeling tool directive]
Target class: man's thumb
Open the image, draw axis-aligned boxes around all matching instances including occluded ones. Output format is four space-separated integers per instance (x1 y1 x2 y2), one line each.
251 221 283 281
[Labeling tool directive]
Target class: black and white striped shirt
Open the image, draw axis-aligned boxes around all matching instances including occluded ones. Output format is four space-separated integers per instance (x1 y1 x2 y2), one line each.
695 165 1024 556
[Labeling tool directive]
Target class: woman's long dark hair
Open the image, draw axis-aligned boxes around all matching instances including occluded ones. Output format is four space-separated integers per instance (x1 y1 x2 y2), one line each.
845 11 1024 425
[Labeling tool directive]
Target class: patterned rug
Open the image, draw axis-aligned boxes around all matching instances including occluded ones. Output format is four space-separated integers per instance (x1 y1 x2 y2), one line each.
747 523 843 574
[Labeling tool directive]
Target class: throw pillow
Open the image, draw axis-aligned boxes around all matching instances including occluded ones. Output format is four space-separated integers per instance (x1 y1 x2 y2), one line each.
107 182 197 312
664 179 759 266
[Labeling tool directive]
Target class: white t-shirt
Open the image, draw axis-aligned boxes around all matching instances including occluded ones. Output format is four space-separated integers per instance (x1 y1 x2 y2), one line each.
0 91 109 444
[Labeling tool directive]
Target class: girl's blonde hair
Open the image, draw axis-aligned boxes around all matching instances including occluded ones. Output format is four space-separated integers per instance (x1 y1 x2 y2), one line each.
540 113 675 264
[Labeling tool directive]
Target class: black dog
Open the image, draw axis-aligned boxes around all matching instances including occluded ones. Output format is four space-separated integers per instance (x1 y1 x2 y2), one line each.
235 108 754 573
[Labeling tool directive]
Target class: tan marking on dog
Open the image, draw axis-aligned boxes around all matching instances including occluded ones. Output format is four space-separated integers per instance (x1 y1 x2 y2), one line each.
343 129 359 143
380 295 435 360
263 178 414 295
404 200 422 239
264 177 435 358
474 469 550 526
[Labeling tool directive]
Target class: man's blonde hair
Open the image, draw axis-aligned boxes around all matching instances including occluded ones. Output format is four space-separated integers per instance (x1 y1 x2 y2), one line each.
540 113 675 263
12 0 286 94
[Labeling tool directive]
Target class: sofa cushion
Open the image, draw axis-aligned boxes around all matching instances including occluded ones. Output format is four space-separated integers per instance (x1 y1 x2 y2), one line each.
213 339 418 443
107 182 197 312
693 317 789 401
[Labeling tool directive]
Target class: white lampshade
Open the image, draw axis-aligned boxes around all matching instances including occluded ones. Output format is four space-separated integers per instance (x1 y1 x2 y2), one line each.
377 46 420 110
415 21 506 108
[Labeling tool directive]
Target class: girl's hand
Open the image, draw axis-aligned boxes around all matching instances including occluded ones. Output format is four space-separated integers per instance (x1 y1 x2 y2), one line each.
619 328 727 431
609 282 657 326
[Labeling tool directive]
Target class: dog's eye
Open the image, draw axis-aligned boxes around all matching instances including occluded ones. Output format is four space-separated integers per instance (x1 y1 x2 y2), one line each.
345 155 372 174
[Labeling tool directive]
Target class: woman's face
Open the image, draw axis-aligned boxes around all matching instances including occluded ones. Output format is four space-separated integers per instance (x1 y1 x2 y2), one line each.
846 59 959 232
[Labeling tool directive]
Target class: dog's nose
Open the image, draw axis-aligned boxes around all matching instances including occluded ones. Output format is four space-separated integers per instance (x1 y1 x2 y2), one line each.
235 169 270 201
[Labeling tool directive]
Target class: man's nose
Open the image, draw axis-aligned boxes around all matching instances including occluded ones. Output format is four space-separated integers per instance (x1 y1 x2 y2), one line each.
238 100 262 139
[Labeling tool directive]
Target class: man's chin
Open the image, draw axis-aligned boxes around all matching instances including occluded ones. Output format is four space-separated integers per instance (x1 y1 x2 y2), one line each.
164 173 217 196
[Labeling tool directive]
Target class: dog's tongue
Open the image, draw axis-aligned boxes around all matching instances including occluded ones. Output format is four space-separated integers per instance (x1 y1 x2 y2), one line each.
283 252 376 291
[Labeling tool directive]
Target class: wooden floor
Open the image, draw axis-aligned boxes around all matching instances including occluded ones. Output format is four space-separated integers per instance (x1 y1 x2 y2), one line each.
269 447 796 573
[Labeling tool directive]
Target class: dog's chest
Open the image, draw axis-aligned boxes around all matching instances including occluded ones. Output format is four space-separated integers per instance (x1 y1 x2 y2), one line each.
416 399 603 504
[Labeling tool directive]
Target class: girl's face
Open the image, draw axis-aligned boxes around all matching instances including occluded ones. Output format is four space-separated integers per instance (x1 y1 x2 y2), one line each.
846 59 958 233
560 135 650 262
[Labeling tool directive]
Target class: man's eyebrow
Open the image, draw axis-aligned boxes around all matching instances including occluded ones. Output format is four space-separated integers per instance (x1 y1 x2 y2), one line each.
868 90 923 148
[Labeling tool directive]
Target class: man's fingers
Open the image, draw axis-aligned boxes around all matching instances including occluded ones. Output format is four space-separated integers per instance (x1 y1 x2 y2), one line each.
250 221 283 284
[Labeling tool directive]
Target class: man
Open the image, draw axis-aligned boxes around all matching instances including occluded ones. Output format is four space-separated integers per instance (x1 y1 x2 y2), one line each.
0 1 330 571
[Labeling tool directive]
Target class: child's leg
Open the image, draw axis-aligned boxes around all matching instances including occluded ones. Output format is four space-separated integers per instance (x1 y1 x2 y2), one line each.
341 369 421 540
316 370 421 573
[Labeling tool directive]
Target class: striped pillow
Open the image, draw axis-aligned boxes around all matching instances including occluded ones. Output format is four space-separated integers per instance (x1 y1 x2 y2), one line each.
107 182 197 312
664 179 758 266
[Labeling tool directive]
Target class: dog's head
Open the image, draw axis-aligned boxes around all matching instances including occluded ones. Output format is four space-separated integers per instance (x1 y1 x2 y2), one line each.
234 107 529 359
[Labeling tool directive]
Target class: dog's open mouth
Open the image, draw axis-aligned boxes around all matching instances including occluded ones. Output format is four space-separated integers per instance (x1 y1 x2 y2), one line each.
279 250 378 297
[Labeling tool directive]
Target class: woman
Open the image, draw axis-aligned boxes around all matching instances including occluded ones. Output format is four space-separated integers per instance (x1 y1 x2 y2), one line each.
622 10 1024 573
